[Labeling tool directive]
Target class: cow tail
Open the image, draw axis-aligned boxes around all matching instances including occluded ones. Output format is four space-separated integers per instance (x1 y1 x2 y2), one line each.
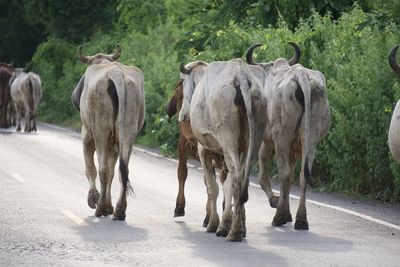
297 68 317 187
237 69 254 205
27 76 34 116
109 73 134 196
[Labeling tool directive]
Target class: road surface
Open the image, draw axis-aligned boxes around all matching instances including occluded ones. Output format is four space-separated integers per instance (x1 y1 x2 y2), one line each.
0 124 399 266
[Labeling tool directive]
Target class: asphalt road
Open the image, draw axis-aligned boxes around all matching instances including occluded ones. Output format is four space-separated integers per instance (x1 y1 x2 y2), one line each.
0 124 399 266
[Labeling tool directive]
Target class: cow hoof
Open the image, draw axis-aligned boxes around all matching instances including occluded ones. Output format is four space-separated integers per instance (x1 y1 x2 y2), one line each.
294 219 309 230
107 205 114 215
269 196 279 208
95 209 109 217
272 213 292 227
112 206 126 221
226 230 243 242
206 224 219 233
87 190 100 209
203 215 210 228
174 205 185 217
112 213 126 221
216 225 229 237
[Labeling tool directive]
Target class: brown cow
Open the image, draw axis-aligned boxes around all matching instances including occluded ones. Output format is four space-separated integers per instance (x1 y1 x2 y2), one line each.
165 79 227 227
0 63 14 128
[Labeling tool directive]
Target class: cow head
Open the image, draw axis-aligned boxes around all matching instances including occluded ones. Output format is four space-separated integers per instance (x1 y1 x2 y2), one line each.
246 42 301 71
389 45 400 76
178 60 208 122
78 44 121 65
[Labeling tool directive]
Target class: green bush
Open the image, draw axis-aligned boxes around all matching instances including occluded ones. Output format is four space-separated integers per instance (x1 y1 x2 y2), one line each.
29 4 400 202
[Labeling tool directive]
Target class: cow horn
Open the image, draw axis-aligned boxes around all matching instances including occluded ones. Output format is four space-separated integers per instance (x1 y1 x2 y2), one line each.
180 63 191 75
78 46 89 63
111 44 122 61
245 43 262 65
389 45 400 76
288 42 301 66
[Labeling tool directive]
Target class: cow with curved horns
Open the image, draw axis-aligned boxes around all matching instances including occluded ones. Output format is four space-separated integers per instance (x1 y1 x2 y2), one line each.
71 45 145 220
10 68 42 132
247 43 330 230
179 58 268 241
165 79 227 226
388 45 400 164
0 63 14 128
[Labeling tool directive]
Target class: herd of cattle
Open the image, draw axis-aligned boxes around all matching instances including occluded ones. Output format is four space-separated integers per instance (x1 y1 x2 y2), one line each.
0 43 400 241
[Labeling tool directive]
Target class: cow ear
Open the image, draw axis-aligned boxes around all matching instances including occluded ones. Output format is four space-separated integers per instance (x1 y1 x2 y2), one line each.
71 74 85 112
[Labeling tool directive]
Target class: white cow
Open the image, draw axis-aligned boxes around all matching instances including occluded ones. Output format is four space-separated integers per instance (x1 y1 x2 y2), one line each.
9 68 42 132
71 45 145 220
388 45 400 163
246 43 331 230
179 58 268 241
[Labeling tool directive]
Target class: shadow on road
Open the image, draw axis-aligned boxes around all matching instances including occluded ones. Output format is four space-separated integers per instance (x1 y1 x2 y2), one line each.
175 221 288 266
71 216 149 243
264 225 353 252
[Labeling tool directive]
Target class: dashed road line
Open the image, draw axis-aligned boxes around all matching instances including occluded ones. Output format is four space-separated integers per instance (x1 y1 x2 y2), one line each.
250 181 400 231
61 210 88 226
10 173 26 183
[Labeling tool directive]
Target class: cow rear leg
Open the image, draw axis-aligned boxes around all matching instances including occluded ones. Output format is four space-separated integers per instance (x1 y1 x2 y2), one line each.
15 103 21 132
199 145 220 232
82 127 99 209
272 143 294 227
95 141 116 218
294 172 309 230
174 135 188 217
259 140 279 208
113 146 134 221
295 148 317 230
223 152 245 242
24 104 32 133
104 144 118 216
216 173 232 237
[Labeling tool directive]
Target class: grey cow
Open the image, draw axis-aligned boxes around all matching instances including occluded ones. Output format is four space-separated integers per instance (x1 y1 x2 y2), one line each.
179 58 268 241
72 45 145 220
246 43 331 230
9 68 42 132
388 45 400 164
